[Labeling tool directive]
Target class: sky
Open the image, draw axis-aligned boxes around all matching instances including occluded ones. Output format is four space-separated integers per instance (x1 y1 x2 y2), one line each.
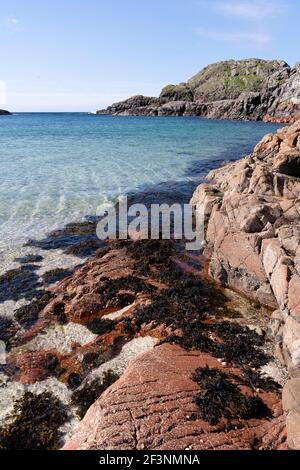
0 0 299 112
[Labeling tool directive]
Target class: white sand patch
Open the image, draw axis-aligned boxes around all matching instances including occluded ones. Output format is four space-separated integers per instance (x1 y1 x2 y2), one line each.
16 323 98 355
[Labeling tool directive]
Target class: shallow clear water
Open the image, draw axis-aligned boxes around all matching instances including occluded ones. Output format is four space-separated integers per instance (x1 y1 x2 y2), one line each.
0 113 280 250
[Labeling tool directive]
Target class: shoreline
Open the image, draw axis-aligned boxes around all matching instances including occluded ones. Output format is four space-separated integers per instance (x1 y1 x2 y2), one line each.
0 148 289 449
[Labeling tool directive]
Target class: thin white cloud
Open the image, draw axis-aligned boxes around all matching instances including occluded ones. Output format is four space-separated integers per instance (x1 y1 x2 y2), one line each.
196 29 271 45
5 16 22 35
200 0 285 20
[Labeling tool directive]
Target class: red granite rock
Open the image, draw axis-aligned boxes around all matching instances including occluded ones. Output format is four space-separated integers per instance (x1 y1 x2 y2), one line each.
64 344 286 451
191 120 300 448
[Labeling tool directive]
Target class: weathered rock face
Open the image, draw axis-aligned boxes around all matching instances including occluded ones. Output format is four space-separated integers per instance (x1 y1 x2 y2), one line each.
97 59 300 122
191 120 300 448
64 344 285 451
266 63 300 123
0 109 11 115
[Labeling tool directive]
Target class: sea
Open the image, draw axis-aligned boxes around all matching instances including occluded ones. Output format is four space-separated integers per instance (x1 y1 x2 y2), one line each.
0 112 281 274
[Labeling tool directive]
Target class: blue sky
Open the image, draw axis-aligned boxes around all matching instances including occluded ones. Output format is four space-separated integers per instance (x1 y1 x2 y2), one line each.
0 0 299 111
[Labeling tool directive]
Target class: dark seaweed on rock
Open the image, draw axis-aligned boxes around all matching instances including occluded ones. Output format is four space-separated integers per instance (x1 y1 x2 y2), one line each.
71 370 119 419
126 240 270 368
42 268 72 285
97 275 155 310
0 392 68 450
211 321 269 369
192 367 271 425
122 316 137 335
86 318 115 335
125 239 178 277
65 239 105 257
135 276 209 328
14 291 55 329
26 220 104 258
0 264 42 302
15 254 43 264
0 317 19 350
241 367 281 393
44 354 65 378
168 320 270 369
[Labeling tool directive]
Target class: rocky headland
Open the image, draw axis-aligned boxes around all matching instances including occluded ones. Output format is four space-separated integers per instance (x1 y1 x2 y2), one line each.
0 110 11 116
97 59 300 123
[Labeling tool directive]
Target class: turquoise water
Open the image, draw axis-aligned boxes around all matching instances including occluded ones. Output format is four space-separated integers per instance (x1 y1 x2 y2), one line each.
0 113 280 249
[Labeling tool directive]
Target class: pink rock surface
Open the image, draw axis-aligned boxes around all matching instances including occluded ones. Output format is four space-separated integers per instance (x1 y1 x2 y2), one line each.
64 344 285 451
191 120 300 448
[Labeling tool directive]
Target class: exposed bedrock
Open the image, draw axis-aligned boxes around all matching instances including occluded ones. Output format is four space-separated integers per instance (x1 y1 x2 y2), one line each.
191 120 300 448
64 344 285 451
97 59 300 122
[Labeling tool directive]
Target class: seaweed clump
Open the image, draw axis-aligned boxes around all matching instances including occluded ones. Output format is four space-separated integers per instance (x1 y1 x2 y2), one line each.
211 321 268 369
15 254 43 264
241 367 280 393
14 291 55 329
0 391 68 450
71 370 119 419
192 367 271 425
126 239 183 282
167 320 270 369
86 318 115 335
97 275 155 311
135 276 209 328
42 268 72 285
0 265 42 302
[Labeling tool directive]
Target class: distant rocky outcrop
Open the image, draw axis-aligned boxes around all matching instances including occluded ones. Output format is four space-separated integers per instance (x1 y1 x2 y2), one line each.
0 109 11 115
191 121 300 449
97 59 300 123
